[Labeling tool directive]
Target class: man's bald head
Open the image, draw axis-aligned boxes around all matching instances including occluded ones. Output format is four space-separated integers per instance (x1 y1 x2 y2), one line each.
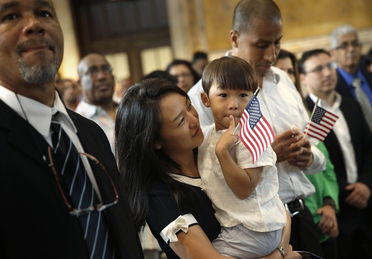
232 0 281 34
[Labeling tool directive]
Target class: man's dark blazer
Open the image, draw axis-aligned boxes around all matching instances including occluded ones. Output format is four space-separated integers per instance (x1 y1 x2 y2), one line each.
336 67 372 101
0 100 144 259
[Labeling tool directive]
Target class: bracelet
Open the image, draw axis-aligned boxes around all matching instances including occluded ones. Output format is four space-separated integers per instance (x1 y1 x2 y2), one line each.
276 246 287 258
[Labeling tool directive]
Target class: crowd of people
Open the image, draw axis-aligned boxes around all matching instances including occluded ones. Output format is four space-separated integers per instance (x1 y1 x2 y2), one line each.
1 0 372 259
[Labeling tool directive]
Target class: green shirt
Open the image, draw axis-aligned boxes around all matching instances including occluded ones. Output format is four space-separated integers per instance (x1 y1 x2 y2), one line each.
304 142 339 242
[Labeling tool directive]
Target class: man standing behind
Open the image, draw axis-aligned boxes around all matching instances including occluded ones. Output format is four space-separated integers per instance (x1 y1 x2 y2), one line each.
76 53 117 151
300 49 372 259
330 25 372 133
0 1 143 258
188 0 326 256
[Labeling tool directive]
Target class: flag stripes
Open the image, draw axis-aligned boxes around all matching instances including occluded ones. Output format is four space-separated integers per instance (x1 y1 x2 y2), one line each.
239 95 275 163
305 105 339 141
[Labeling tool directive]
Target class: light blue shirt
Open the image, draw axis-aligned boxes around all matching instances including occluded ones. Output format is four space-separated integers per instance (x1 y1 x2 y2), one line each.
337 67 372 105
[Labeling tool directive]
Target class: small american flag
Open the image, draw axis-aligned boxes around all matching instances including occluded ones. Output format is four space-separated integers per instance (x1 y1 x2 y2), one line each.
240 95 275 163
304 106 339 141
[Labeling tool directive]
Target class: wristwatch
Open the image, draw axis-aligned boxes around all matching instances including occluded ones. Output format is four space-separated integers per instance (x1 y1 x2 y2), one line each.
276 246 287 258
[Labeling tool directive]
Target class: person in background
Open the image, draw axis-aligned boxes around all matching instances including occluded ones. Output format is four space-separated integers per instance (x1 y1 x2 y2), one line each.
299 48 372 259
274 49 303 96
192 51 209 76
56 78 82 110
330 25 372 133
113 77 133 103
76 53 117 151
0 0 143 258
167 59 200 93
276 49 340 259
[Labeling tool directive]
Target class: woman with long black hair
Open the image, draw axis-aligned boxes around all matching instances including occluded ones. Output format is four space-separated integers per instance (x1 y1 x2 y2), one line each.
115 78 294 259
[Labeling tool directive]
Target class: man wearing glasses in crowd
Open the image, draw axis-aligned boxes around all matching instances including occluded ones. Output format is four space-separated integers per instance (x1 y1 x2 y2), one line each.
0 0 143 258
330 25 372 133
76 53 118 152
299 48 372 259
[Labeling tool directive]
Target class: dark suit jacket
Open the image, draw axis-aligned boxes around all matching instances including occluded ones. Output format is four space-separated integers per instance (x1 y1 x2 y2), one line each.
336 67 372 100
305 96 372 232
0 100 144 259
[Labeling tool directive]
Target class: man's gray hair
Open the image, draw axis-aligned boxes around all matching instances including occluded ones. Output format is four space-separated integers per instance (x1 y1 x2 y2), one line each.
330 24 359 49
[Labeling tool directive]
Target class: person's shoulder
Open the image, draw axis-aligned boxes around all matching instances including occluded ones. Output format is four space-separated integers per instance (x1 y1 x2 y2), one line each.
68 109 106 135
340 95 363 114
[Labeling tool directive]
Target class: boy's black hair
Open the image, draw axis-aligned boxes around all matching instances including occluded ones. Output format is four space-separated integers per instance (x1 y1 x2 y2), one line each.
202 56 257 95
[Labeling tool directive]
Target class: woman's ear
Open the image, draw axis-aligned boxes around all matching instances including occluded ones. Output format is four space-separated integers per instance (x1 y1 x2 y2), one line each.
201 92 211 108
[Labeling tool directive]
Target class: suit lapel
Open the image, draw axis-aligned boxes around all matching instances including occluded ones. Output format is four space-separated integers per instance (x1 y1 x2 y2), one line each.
67 110 116 203
0 100 49 168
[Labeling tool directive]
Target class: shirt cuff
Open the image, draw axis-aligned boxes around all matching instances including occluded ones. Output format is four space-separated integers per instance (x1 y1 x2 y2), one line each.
160 214 198 244
304 144 326 174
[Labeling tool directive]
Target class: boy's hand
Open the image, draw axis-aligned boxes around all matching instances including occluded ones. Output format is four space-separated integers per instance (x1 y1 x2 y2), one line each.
216 115 239 155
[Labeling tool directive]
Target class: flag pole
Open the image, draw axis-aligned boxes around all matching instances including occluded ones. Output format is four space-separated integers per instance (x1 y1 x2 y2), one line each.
233 87 261 135
304 98 320 136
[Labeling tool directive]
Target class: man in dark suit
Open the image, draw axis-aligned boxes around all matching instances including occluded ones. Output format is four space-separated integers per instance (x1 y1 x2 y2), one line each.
330 25 372 133
0 0 143 258
299 48 372 259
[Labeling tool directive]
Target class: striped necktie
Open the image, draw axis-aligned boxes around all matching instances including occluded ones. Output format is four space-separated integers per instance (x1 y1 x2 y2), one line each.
50 115 115 259
352 78 372 133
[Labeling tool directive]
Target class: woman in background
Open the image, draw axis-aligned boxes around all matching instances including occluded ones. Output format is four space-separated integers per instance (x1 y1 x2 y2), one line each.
167 60 200 93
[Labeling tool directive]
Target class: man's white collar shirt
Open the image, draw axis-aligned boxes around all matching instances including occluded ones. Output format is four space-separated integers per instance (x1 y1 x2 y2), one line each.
309 93 357 184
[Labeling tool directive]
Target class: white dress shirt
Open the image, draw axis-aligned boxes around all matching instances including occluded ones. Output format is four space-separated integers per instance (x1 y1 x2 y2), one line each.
189 66 326 203
76 100 115 152
309 93 358 183
0 85 103 200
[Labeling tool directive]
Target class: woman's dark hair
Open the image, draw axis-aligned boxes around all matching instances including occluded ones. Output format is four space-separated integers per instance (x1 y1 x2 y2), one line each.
166 59 200 84
115 78 199 231
202 56 258 95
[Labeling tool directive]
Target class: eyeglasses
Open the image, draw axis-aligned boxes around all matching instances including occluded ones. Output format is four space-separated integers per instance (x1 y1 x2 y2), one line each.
306 62 337 74
47 147 119 216
84 64 113 77
335 40 361 50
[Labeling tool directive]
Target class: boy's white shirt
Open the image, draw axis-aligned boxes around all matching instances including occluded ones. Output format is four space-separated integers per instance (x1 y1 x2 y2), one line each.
198 124 286 232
